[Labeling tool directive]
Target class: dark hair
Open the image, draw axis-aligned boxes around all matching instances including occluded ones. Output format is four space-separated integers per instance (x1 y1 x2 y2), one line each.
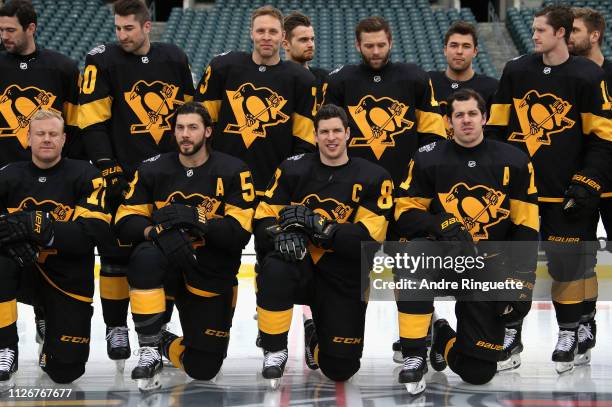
251 5 284 28
446 89 486 117
113 0 151 25
284 11 311 40
573 7 605 46
0 0 37 31
355 16 392 43
444 21 478 48
314 104 349 130
535 4 573 43
176 101 212 128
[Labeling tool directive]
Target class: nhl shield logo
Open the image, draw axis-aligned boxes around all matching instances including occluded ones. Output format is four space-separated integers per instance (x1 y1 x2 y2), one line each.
225 83 289 148
141 56 149 64
348 95 414 159
38 177 46 183
19 63 28 70
186 169 194 177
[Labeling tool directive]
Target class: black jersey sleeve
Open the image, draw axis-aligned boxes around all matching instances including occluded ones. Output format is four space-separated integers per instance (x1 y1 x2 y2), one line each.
78 49 114 163
323 66 344 107
507 159 539 241
205 166 255 253
415 74 447 145
291 69 317 154
485 61 513 140
114 167 154 243
62 58 83 159
194 54 227 123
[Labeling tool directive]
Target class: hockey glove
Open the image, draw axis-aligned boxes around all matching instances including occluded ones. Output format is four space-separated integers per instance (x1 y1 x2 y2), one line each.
152 204 208 238
278 205 338 248
150 225 198 272
0 211 54 247
97 159 130 212
274 231 308 262
1 241 39 267
499 270 535 324
428 212 473 242
563 173 601 218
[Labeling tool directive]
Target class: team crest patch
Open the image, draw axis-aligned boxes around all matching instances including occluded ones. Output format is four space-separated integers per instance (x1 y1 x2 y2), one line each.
439 182 510 241
16 198 73 222
509 90 575 156
348 95 414 159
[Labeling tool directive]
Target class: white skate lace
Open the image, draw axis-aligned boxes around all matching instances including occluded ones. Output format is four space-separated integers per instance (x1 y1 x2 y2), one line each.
503 328 517 350
36 319 46 337
137 346 160 368
577 324 593 343
0 348 15 372
106 326 129 349
555 330 576 352
402 356 424 370
264 350 288 368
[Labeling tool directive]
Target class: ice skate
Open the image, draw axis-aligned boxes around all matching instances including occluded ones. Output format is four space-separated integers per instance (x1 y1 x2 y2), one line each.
576 319 596 366
106 326 131 372
0 347 17 393
497 326 523 372
262 349 288 390
398 355 428 395
552 329 577 374
132 346 163 392
430 319 449 371
392 339 403 364
303 318 319 370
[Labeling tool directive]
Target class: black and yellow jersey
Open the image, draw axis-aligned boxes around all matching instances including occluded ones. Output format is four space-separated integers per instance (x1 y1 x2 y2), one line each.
114 151 255 293
0 48 81 165
0 158 110 301
309 65 329 112
601 58 612 198
78 43 195 173
395 138 539 242
254 153 392 293
428 70 498 139
486 54 612 201
325 61 446 185
194 51 317 193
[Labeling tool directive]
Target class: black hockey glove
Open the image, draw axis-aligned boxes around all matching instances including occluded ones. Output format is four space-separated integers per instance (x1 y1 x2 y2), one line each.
97 159 130 212
499 270 535 323
1 241 39 267
274 231 308 262
563 173 601 218
152 204 208 238
149 225 198 272
428 212 473 242
278 205 338 248
0 211 54 247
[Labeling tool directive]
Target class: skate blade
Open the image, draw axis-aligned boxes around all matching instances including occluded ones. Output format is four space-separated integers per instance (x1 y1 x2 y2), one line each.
497 354 521 372
555 361 575 374
575 350 591 366
393 350 403 364
137 374 161 392
115 360 125 373
0 377 15 394
266 378 281 391
403 378 426 395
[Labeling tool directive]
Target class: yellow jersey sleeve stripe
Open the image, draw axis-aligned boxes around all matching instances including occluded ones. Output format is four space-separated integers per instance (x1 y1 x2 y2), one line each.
487 104 511 126
581 112 612 142
254 202 283 220
509 199 539 232
115 204 153 224
201 100 222 123
394 197 431 221
78 96 113 129
185 284 220 298
354 205 388 242
415 109 446 138
63 101 80 127
72 205 111 224
292 112 316 145
225 202 254 233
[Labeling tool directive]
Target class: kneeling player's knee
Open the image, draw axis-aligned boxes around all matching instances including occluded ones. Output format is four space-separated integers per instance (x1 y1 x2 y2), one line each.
43 360 85 384
128 242 166 289
451 353 496 385
319 353 360 382
182 347 224 381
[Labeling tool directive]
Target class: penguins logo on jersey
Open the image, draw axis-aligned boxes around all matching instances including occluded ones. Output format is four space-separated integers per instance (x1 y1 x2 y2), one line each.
13 198 73 222
157 191 222 218
509 90 575 156
225 83 289 148
0 85 58 148
439 183 510 241
124 80 183 145
348 95 414 159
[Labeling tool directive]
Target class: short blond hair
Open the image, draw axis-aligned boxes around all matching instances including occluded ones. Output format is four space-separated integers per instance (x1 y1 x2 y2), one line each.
251 5 283 28
30 109 64 128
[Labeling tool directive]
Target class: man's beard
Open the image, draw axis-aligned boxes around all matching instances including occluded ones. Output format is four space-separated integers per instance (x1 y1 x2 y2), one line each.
570 39 591 56
361 50 390 69
180 139 206 156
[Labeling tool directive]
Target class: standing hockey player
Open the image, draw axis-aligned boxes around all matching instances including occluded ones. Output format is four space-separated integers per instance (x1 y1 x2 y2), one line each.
325 16 446 186
114 102 255 391
0 0 82 351
0 109 109 389
428 21 498 139
195 5 316 195
568 5 611 366
487 5 612 373
254 104 392 389
394 89 539 394
78 0 195 368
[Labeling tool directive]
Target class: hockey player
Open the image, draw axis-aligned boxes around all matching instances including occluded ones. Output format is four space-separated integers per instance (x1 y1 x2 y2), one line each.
394 89 539 393
487 5 612 373
325 16 446 186
282 11 328 112
0 109 109 389
567 6 611 366
195 5 316 195
254 104 392 389
428 21 498 139
114 102 255 391
78 0 195 366
0 0 83 345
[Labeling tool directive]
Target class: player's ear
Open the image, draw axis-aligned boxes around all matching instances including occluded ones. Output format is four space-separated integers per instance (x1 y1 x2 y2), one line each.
143 20 152 34
473 46 479 57
345 126 350 142
354 39 361 52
